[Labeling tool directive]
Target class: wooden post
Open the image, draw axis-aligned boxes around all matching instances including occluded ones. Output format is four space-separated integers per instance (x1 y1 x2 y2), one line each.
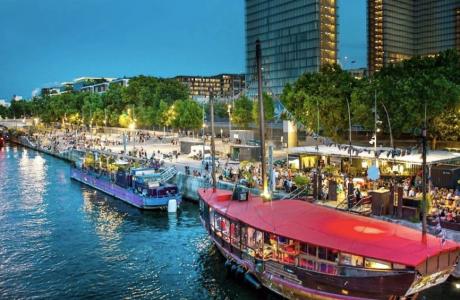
397 185 403 218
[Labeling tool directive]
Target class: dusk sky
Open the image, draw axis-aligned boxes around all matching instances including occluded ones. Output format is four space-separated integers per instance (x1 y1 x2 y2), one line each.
0 0 366 100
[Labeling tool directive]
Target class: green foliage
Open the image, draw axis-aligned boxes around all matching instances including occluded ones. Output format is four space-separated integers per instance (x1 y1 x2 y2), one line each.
281 64 356 140
172 100 203 130
3 75 193 129
282 50 460 143
0 105 7 118
323 165 339 176
252 92 275 124
294 175 310 187
214 101 229 118
232 95 253 128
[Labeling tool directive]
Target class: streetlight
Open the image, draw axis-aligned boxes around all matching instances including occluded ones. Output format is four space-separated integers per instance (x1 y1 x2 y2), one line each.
129 121 136 154
227 104 232 140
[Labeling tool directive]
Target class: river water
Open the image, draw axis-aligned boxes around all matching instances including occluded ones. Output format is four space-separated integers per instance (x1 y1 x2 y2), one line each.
0 144 458 300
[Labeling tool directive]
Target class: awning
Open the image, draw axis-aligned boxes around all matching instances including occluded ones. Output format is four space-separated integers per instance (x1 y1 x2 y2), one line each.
288 145 460 166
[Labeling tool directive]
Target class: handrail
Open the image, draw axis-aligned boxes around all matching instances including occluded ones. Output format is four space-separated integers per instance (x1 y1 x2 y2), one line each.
280 185 309 201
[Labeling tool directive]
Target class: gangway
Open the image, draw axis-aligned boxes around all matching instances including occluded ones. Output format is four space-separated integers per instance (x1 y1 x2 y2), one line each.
159 166 177 183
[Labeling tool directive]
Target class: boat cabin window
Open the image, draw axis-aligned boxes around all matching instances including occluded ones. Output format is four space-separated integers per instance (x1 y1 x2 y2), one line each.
393 263 406 270
298 243 317 271
263 232 276 260
339 253 364 267
230 221 240 249
246 227 263 258
364 258 391 270
214 214 230 242
300 243 317 257
318 247 339 263
276 237 298 266
209 208 215 231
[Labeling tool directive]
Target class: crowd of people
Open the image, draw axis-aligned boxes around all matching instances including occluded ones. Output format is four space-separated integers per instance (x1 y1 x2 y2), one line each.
429 188 460 223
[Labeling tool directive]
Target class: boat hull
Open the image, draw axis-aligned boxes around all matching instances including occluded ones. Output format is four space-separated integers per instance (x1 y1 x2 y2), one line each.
71 168 181 210
206 225 418 300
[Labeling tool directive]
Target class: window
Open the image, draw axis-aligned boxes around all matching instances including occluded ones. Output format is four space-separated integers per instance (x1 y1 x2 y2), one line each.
364 258 391 270
393 263 406 270
340 253 364 267
246 227 263 258
210 208 215 231
230 221 240 249
327 249 339 262
299 258 316 271
318 247 327 260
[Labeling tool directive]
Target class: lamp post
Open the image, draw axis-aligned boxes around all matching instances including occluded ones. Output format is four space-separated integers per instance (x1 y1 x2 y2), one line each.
227 104 232 140
421 102 428 235
129 121 136 154
210 90 217 191
346 97 352 166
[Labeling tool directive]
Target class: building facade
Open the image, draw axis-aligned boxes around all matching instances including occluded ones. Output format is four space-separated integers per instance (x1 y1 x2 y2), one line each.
245 0 337 96
368 0 460 74
174 74 245 99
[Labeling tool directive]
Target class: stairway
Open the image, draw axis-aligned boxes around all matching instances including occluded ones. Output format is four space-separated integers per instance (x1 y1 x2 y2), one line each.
159 166 177 183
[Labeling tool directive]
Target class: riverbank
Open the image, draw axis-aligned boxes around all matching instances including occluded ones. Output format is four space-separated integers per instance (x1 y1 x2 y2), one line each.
7 132 266 202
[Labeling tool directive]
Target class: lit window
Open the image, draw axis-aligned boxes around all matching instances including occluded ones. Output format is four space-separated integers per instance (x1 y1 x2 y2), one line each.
365 258 391 270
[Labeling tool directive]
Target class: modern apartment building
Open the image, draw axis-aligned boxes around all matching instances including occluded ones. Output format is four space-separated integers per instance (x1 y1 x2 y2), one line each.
245 0 337 96
174 74 245 99
368 0 460 74
79 78 129 94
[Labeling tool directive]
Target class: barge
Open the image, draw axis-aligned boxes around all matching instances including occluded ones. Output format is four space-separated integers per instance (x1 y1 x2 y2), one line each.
71 165 181 210
198 187 460 299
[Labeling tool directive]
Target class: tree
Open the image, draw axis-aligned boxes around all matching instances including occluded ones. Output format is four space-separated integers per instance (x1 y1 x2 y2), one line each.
0 104 8 118
281 64 356 140
252 92 275 124
232 95 253 128
173 100 203 130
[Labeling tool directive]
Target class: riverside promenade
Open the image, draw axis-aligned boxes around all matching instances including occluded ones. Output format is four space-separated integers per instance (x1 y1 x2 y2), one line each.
7 127 268 201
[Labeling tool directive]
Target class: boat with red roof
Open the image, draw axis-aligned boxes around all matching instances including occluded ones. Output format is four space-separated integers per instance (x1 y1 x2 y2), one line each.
198 187 460 299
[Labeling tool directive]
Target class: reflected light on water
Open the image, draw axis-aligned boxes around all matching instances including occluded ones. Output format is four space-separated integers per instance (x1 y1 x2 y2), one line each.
82 189 124 245
18 149 47 210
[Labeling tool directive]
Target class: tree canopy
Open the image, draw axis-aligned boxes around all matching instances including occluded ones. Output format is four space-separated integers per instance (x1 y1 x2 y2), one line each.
2 76 201 130
232 95 254 128
282 50 460 144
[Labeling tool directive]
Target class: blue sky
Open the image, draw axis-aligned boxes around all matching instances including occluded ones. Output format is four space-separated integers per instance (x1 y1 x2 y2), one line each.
0 0 366 100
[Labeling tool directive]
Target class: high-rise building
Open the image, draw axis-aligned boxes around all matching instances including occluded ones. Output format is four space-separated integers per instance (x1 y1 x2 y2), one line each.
368 0 460 74
245 0 337 96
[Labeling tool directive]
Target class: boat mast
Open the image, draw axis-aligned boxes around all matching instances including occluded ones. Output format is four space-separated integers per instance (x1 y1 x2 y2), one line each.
256 39 268 199
210 89 217 192
421 102 427 234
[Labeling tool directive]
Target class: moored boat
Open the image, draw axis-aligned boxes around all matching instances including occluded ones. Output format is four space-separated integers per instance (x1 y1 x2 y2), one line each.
198 187 460 300
71 157 181 210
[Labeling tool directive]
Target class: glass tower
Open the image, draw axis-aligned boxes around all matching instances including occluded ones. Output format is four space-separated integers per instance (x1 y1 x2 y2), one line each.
368 0 460 74
245 0 337 97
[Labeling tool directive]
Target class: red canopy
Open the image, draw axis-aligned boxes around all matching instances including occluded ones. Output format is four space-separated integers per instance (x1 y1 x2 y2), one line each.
199 188 459 267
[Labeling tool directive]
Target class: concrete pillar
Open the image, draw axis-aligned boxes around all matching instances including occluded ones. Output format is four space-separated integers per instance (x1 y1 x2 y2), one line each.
283 120 297 148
